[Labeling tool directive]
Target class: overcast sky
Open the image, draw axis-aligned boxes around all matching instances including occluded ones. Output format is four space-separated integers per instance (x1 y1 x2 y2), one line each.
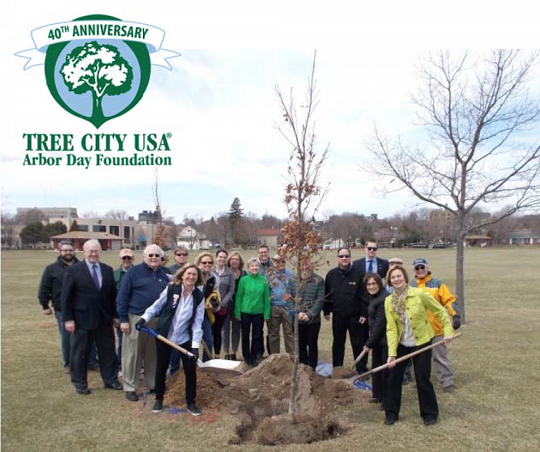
2 1 539 222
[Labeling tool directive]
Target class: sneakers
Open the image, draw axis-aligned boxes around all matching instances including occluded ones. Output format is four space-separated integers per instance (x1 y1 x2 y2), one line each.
125 391 139 402
443 385 455 393
75 387 91 395
187 402 202 416
63 366 71 374
152 399 163 413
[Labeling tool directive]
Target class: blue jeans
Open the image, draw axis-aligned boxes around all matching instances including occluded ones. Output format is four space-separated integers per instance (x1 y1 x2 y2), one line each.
202 315 214 362
55 310 98 368
55 310 71 368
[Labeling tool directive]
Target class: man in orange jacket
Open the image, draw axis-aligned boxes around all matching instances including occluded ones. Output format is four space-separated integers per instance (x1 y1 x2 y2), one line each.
410 258 461 393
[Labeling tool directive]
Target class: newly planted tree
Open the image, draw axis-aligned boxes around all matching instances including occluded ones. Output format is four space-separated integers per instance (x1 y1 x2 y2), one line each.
275 51 329 422
61 41 133 127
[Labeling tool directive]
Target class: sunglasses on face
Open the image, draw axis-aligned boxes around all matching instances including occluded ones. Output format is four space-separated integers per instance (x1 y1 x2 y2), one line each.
338 254 350 258
121 256 132 260
147 254 161 258
175 253 188 257
367 247 378 251
201 261 213 265
415 265 426 270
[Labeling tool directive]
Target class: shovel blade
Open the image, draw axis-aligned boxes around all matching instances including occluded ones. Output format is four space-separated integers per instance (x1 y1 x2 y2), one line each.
197 359 243 375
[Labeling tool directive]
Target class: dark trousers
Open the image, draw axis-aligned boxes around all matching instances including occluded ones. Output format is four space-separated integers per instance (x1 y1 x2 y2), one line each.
155 340 196 404
55 310 98 369
331 314 365 372
241 313 264 364
212 313 227 356
371 342 389 403
385 341 438 422
169 349 182 375
298 322 321 370
70 321 117 389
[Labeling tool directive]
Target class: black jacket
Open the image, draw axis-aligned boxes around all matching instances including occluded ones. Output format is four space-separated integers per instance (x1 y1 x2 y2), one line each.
323 265 363 318
352 257 389 305
155 284 204 340
365 289 390 348
61 261 118 330
38 256 80 311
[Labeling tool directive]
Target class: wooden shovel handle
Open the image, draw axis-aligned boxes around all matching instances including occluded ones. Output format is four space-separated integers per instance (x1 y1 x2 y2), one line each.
354 332 462 383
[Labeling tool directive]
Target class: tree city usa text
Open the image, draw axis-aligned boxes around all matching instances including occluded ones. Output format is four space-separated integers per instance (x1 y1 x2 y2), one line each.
22 133 173 168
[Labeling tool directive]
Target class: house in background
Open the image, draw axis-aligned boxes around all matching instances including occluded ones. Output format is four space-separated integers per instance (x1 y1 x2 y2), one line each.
50 231 123 251
257 229 280 249
509 229 540 245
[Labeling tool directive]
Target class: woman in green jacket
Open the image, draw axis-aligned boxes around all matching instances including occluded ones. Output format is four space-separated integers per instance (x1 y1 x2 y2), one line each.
234 258 270 366
384 265 454 427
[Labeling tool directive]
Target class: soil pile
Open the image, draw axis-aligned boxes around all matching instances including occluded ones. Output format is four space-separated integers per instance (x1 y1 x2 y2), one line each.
164 353 368 445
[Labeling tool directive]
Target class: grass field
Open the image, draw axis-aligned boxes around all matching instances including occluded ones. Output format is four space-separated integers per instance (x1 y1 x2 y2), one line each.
2 247 540 452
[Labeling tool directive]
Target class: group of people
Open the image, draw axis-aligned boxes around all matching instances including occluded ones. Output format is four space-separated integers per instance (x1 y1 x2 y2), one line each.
38 238 460 424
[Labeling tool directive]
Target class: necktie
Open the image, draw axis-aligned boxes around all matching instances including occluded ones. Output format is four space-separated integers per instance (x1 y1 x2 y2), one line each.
368 260 374 273
92 264 101 290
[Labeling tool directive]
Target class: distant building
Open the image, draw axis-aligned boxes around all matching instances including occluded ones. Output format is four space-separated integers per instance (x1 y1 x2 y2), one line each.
17 207 78 219
176 226 210 250
509 229 540 245
50 231 123 251
138 210 159 223
465 235 492 247
257 229 280 249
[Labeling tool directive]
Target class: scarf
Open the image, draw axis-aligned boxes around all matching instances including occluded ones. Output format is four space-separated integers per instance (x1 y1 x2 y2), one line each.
391 286 409 324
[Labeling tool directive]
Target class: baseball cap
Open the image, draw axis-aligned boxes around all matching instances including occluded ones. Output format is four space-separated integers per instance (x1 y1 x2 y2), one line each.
119 248 134 258
413 258 428 268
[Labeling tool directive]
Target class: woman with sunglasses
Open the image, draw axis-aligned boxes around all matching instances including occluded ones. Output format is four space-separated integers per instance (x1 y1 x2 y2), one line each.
234 258 270 366
384 265 454 427
211 249 235 358
194 252 220 361
223 251 246 360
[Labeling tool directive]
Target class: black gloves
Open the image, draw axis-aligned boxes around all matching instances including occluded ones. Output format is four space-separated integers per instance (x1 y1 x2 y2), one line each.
452 315 461 330
190 348 199 361
135 318 146 330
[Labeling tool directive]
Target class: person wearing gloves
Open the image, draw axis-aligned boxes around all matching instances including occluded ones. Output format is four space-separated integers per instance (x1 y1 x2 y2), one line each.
135 263 205 416
410 258 460 393
287 268 325 370
211 249 236 358
234 258 271 366
384 265 454 427
362 273 390 407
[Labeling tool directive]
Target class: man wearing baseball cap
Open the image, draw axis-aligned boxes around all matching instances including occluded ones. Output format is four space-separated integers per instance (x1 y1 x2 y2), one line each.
410 257 460 392
113 249 135 375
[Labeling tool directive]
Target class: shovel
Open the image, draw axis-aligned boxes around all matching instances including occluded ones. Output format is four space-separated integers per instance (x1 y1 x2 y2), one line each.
350 348 369 370
138 326 243 375
353 332 462 384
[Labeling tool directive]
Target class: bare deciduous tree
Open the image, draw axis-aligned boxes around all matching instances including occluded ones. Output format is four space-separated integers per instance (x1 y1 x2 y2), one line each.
364 50 540 321
275 51 329 423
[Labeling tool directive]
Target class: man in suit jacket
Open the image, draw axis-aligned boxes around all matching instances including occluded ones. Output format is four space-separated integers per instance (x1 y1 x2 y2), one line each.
351 240 389 372
61 239 122 395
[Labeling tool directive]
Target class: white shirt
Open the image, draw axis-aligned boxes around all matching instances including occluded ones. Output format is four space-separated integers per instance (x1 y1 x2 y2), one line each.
400 312 417 347
142 285 204 348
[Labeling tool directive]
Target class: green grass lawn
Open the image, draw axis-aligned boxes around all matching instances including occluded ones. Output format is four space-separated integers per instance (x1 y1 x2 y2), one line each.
2 247 540 452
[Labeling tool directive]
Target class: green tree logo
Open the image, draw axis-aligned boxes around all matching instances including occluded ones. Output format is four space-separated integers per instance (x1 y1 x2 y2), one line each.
60 41 133 125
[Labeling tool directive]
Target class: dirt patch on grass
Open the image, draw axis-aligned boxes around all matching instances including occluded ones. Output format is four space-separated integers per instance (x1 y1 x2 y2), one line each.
165 353 365 445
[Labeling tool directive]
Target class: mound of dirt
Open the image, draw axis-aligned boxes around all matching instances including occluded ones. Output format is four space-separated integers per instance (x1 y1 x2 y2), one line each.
164 353 367 445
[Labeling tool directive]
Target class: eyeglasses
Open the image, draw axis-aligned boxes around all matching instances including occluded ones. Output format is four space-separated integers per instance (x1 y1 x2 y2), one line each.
121 256 133 260
201 261 213 265
414 265 426 270
366 247 378 251
338 254 350 258
147 254 161 258
175 253 188 257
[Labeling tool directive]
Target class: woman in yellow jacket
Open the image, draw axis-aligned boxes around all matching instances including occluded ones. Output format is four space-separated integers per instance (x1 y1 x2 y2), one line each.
384 265 454 427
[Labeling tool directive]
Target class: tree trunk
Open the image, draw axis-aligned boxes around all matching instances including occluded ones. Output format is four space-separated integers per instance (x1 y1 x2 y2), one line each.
455 215 466 323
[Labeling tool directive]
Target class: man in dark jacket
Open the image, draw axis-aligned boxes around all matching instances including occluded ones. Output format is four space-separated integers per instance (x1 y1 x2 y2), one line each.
61 239 122 394
38 241 98 373
324 247 366 373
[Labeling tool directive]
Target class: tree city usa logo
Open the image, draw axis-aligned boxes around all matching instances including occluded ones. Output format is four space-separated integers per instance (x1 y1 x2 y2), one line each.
16 14 178 168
